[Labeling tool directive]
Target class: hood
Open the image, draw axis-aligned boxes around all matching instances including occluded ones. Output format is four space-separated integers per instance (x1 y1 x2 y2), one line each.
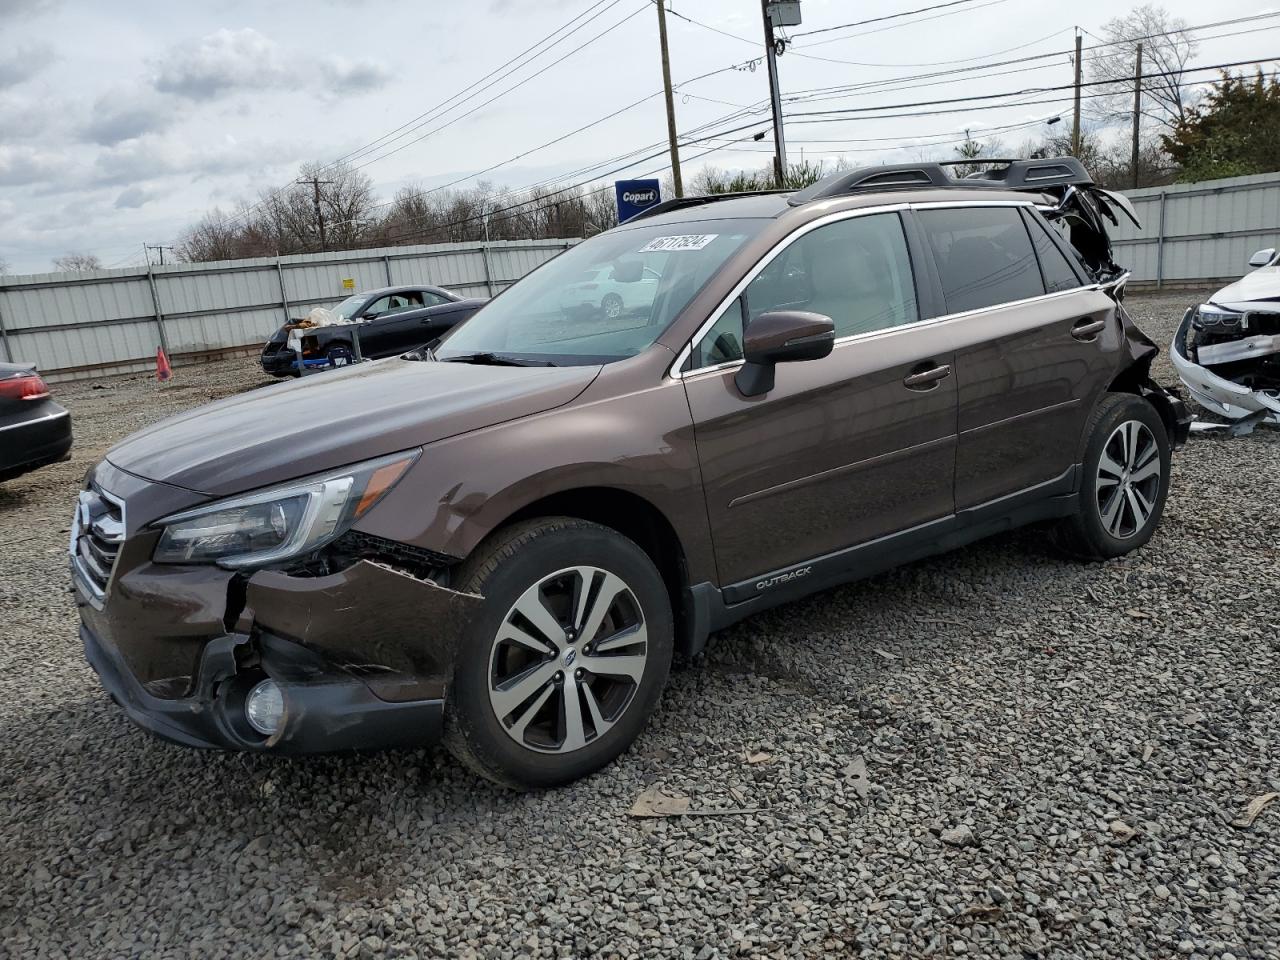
106 357 599 496
1210 267 1280 309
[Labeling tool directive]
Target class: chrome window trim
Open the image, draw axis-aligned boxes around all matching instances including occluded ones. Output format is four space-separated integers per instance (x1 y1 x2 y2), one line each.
677 285 1102 381
668 197 1086 380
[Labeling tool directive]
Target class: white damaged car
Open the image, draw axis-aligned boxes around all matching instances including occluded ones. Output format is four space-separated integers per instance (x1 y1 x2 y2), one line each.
1171 247 1280 429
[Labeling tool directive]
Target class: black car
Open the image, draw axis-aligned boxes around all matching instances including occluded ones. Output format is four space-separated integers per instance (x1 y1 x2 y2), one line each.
261 284 486 376
0 362 72 482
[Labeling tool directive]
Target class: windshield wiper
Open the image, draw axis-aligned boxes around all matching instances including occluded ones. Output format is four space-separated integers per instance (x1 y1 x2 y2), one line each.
439 352 557 367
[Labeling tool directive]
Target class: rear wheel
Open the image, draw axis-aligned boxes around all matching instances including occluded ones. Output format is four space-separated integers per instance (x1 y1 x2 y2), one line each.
444 518 673 789
1053 393 1171 559
601 293 624 319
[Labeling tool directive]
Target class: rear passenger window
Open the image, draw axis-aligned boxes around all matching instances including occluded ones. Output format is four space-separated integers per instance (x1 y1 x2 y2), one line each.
1024 213 1084 293
919 207 1044 314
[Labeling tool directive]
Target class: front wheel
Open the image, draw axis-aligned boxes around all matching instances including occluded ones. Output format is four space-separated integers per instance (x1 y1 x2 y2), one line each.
1053 393 1171 559
444 518 673 789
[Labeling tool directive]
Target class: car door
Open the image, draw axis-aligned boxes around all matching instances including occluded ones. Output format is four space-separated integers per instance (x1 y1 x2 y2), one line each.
680 210 958 588
913 203 1123 510
358 293 426 356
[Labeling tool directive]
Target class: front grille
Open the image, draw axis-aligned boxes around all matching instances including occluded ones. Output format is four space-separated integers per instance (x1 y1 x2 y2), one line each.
71 487 124 598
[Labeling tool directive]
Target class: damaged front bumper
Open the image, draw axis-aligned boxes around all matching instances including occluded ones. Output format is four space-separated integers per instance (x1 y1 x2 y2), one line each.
75 555 482 754
1170 308 1280 424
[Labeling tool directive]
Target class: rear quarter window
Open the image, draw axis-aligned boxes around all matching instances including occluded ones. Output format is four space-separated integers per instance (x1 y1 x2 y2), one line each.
918 206 1045 314
1023 211 1086 293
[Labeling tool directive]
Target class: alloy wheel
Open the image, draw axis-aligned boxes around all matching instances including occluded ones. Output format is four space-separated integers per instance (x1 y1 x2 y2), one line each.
487 565 648 754
1095 419 1161 540
602 295 623 319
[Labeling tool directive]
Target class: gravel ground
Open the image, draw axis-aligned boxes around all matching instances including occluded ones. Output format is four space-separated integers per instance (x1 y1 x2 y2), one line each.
1 290 1277 960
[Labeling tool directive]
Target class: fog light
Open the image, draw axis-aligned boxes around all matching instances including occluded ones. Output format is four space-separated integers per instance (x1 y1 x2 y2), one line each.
245 679 284 736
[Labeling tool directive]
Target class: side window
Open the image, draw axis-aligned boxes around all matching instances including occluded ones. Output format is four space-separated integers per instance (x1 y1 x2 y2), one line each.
685 213 920 371
419 291 450 307
918 207 1045 314
746 213 919 339
362 295 392 317
690 296 746 369
1024 212 1084 294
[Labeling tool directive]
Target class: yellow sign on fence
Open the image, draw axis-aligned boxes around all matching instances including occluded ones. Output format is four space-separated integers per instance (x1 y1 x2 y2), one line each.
341 277 355 291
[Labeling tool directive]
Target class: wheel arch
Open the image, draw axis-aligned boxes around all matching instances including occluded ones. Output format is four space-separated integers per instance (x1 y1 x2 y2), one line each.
1105 358 1182 448
487 485 701 657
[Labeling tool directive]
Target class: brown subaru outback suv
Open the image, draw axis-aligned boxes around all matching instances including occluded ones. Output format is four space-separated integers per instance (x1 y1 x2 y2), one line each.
73 158 1190 788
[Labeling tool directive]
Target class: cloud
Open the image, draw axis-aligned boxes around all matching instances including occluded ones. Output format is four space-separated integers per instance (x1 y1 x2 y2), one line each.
0 45 53 88
153 28 286 101
320 58 390 96
90 133 296 187
82 92 173 145
114 185 154 209
0 92 47 140
0 145 70 186
0 0 58 18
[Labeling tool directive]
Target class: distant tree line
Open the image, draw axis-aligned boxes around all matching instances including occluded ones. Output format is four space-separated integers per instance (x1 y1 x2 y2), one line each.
175 162 621 264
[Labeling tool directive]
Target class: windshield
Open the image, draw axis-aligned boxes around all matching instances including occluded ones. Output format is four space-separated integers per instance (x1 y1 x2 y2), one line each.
330 294 365 320
435 218 768 365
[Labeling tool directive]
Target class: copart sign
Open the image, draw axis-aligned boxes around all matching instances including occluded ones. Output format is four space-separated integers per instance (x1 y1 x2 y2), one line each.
615 179 662 223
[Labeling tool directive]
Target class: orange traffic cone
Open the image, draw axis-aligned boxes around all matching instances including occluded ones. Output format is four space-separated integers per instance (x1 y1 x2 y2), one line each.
156 346 172 382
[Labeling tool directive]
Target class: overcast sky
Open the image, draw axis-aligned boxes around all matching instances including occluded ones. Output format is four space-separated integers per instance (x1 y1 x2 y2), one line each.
1 0 1276 274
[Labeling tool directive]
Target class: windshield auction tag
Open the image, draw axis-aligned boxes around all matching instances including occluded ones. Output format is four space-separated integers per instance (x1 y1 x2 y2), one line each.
639 234 718 252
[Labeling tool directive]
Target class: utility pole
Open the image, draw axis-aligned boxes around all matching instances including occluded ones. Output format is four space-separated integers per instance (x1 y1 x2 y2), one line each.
298 176 334 251
655 0 683 198
761 0 788 187
144 244 173 265
1131 42 1144 189
1071 31 1083 157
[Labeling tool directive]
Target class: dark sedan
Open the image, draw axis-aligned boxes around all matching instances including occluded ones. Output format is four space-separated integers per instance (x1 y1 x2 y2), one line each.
0 362 72 482
261 284 486 376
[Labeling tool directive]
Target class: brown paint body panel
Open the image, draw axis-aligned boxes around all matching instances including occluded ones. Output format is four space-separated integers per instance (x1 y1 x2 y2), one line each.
950 288 1122 509
352 350 720 584
684 327 957 585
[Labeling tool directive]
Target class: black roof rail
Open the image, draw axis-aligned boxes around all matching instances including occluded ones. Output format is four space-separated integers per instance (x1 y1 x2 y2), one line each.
623 189 789 223
788 156 1093 206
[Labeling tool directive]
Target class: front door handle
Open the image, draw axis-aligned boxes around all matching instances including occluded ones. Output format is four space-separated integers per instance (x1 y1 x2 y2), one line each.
1071 318 1107 341
903 363 952 390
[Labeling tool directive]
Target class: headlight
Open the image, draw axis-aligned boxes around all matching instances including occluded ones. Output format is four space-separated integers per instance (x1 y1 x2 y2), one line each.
152 450 419 567
1195 303 1243 329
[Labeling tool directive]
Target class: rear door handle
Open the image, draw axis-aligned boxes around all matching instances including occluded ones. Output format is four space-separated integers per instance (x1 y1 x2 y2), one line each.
903 363 952 390
1071 318 1106 341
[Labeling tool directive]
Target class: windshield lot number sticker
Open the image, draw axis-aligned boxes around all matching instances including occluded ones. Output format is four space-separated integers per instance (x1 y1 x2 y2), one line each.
639 234 718 252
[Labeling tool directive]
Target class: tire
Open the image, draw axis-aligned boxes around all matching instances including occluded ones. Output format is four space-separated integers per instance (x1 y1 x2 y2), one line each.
601 293 624 320
1053 393 1172 560
444 518 673 789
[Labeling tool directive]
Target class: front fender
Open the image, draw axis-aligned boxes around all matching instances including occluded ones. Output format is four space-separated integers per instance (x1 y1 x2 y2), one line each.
352 376 718 584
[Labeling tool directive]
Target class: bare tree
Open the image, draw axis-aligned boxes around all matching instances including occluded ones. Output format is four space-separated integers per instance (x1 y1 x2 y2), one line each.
1089 5 1199 132
53 253 103 272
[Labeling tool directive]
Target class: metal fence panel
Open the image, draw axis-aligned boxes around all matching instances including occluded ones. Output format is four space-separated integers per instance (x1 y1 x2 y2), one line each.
1110 171 1280 285
0 239 575 379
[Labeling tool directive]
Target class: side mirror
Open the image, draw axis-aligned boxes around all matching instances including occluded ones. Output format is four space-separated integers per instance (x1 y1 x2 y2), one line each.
735 310 835 397
361 311 380 321
1249 248 1275 268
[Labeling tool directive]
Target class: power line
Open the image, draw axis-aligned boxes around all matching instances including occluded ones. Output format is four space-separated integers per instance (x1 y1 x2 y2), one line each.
174 0 633 241
785 54 1280 120
790 0 987 39
349 1 650 171
333 0 625 169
